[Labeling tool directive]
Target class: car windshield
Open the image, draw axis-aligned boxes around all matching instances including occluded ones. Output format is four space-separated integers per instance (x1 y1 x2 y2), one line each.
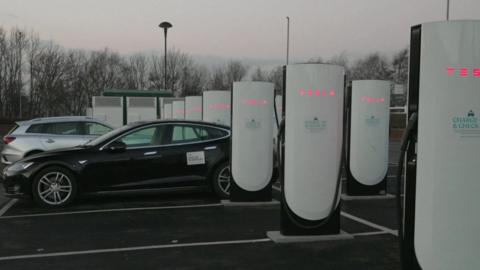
84 125 133 147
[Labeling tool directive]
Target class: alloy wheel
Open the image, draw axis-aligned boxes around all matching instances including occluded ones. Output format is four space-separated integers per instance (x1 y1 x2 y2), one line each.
37 172 73 205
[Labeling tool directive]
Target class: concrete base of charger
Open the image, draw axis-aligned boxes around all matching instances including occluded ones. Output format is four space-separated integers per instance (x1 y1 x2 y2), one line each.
221 200 280 207
341 194 395 201
266 230 353 243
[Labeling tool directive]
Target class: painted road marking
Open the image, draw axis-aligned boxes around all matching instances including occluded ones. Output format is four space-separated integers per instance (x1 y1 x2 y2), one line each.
272 184 397 236
340 212 398 236
0 238 272 261
0 202 223 220
0 199 17 217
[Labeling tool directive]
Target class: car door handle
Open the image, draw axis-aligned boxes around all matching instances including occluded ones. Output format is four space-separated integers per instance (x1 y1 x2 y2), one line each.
46 139 55 143
204 146 217 150
144 151 158 156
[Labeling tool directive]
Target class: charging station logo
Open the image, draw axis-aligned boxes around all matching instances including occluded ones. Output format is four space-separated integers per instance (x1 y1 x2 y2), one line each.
365 115 380 127
304 117 326 132
246 118 260 129
452 110 479 137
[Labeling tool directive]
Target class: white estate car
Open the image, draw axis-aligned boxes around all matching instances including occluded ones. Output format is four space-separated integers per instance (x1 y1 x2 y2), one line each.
1 116 113 164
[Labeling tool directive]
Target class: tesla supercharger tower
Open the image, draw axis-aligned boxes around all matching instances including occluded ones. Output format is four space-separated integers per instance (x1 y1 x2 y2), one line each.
172 100 185 119
185 96 203 121
163 103 172 119
345 80 390 196
280 64 345 235
403 21 480 270
92 96 123 128
203 91 231 126
230 81 274 201
127 97 157 124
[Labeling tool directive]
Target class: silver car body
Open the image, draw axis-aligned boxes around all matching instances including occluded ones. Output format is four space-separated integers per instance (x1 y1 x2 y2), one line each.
1 116 113 164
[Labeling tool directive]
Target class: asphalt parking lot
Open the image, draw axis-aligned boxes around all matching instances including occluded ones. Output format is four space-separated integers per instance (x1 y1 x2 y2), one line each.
0 142 403 270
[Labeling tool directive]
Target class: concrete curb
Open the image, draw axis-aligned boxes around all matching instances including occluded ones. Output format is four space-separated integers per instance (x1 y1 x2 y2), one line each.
221 199 280 207
266 230 354 243
341 194 395 201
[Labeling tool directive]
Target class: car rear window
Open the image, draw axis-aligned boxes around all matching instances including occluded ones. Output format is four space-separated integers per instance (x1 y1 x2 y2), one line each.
205 127 228 139
7 124 19 135
85 122 112 136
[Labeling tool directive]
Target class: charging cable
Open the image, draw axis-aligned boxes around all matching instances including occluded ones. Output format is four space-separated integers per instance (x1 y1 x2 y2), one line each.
395 112 418 268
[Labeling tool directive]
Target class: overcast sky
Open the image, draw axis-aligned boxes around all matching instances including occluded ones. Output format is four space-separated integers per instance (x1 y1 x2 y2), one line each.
0 0 479 64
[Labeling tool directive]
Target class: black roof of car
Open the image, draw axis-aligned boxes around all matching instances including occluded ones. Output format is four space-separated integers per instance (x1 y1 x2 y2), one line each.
126 120 230 130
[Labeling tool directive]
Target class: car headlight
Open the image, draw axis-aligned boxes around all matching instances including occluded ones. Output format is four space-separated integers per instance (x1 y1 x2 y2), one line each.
8 161 34 172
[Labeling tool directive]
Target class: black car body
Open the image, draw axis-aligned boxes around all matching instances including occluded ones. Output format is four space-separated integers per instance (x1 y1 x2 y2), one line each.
1 120 231 207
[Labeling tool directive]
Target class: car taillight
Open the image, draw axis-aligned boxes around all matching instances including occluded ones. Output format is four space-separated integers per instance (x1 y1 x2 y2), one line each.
2 136 15 144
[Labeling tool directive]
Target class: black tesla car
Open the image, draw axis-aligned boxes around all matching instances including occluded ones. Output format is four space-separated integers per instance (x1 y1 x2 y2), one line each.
1 120 231 207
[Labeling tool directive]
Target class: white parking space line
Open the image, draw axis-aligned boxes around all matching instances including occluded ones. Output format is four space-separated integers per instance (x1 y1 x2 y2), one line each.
0 199 17 217
0 202 223 220
340 212 398 236
272 185 396 236
0 238 272 261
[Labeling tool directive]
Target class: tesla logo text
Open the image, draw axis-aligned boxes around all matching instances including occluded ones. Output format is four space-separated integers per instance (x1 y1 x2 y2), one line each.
209 104 230 110
187 107 202 113
447 67 480 77
298 88 336 97
361 96 385 103
242 99 268 106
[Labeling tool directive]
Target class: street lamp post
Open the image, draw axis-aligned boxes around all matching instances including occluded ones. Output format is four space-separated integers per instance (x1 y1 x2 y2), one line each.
446 0 450 20
286 16 290 65
159 21 172 91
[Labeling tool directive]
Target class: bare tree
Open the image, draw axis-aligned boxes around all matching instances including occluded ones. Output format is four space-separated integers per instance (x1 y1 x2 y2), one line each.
268 66 283 94
392 48 409 85
350 53 393 81
251 67 268 81
209 66 228 90
225 60 247 89
0 28 28 118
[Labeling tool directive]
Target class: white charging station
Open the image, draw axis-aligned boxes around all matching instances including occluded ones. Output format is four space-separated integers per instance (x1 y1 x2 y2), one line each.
280 64 345 235
202 91 231 126
185 96 203 121
345 80 390 196
126 97 157 124
230 81 274 202
163 103 172 119
92 96 123 128
403 21 480 270
172 100 185 119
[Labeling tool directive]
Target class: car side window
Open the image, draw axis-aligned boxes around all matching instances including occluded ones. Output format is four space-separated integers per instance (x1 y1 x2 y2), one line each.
85 122 112 136
171 125 200 143
44 122 83 135
26 124 44 134
170 125 227 144
118 125 167 148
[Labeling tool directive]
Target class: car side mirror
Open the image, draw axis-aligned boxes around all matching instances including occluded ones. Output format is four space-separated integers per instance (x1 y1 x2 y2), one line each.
105 141 127 153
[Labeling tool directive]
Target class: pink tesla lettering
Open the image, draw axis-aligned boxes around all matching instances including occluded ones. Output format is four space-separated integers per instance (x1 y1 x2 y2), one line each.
460 68 469 77
447 67 455 76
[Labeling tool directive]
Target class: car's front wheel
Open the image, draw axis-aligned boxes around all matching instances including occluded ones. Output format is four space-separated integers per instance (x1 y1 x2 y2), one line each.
32 166 77 207
212 162 231 199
